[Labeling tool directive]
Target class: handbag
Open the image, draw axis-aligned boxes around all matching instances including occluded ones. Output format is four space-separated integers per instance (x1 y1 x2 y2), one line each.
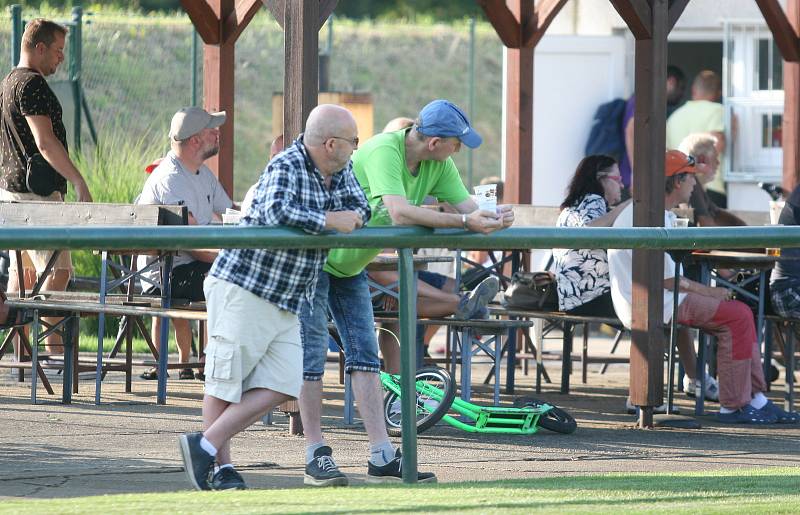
2 93 60 197
502 271 559 311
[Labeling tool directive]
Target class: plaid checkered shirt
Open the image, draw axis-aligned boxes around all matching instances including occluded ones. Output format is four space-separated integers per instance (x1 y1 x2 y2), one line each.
209 136 370 314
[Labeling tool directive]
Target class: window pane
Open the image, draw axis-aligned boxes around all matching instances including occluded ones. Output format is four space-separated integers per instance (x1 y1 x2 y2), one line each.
773 40 783 88
762 114 782 148
758 39 769 90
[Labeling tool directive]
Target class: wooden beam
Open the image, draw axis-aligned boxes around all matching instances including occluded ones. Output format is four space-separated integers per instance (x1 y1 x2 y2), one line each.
629 0 669 428
478 0 522 48
609 0 651 40
283 0 320 143
180 0 221 44
525 0 568 48
756 0 800 63
263 0 285 30
503 46 534 204
223 0 263 44
783 0 800 193
203 0 237 196
319 0 338 29
667 0 690 33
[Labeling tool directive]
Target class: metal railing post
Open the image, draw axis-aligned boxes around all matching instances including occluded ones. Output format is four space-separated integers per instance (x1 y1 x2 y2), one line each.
398 248 418 484
70 6 83 152
10 5 22 68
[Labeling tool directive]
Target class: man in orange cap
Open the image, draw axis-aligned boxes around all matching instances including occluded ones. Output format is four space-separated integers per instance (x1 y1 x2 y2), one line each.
608 150 799 424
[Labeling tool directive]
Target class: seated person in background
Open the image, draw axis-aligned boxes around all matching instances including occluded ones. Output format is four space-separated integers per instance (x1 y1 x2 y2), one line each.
609 150 798 424
241 134 284 214
770 184 800 320
552 155 630 317
678 133 746 227
137 107 233 380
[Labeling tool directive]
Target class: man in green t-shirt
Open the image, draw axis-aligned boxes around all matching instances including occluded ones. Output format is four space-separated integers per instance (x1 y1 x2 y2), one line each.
298 99 514 487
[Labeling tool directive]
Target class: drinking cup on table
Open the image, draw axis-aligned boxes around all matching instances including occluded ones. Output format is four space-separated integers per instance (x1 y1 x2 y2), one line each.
769 200 785 225
474 183 498 214
222 213 242 225
673 218 689 228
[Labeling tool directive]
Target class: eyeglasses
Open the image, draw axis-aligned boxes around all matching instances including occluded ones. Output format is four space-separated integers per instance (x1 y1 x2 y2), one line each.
330 136 359 148
685 154 696 167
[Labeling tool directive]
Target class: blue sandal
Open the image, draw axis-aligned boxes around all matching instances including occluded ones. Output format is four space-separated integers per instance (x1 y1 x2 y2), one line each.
717 404 776 425
759 400 800 424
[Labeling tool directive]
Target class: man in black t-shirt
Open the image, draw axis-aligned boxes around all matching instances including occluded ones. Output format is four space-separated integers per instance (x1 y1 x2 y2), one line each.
0 18 92 355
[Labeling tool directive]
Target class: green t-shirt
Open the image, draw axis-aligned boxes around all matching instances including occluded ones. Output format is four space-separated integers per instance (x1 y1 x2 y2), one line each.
324 129 471 277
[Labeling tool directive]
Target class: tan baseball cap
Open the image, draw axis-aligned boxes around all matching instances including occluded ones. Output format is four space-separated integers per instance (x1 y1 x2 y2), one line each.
169 107 226 141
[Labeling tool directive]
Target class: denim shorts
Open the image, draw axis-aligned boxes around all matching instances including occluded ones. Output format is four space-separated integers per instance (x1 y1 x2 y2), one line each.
299 270 381 381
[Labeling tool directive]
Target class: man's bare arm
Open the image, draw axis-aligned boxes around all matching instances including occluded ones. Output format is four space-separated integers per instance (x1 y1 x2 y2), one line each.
382 194 504 234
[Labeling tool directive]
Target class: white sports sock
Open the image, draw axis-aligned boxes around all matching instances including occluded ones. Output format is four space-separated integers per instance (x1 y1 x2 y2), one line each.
750 392 768 410
369 441 395 466
200 436 218 457
719 406 736 414
214 463 234 473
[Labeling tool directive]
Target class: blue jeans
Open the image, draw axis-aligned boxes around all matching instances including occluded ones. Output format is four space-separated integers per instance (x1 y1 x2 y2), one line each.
299 270 381 381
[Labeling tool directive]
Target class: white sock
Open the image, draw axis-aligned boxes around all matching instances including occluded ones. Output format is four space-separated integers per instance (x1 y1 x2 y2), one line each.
214 463 234 473
369 441 396 466
719 406 736 414
750 392 768 410
200 436 218 457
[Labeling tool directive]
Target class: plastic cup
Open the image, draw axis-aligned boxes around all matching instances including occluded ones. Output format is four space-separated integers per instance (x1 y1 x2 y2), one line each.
222 213 241 225
673 218 689 228
474 184 497 213
769 200 785 225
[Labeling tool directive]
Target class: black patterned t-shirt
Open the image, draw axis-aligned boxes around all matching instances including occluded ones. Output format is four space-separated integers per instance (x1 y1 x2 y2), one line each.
553 194 610 311
0 67 67 193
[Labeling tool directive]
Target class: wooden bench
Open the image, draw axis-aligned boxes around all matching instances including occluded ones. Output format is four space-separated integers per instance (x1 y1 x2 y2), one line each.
0 200 190 405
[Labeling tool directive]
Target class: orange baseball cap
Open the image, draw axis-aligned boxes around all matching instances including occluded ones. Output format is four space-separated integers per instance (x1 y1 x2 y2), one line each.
665 150 697 177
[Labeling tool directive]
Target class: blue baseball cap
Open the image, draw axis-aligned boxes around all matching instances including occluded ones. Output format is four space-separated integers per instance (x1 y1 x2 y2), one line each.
416 99 482 149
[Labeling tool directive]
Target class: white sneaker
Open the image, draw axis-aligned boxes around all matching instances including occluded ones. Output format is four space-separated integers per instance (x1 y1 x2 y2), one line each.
683 373 719 402
625 397 678 415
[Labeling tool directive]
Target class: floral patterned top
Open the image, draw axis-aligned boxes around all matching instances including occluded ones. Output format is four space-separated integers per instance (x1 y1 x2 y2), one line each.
553 194 610 311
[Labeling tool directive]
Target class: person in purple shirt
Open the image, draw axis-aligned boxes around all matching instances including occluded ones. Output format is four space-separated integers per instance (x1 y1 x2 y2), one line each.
620 65 686 189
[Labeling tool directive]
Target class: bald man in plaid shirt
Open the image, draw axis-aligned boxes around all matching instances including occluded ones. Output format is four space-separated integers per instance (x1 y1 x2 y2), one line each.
178 104 369 491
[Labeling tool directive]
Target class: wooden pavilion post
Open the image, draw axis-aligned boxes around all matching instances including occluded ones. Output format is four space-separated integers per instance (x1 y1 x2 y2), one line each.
756 0 800 193
479 0 567 204
180 0 263 197
610 0 687 428
264 1 338 143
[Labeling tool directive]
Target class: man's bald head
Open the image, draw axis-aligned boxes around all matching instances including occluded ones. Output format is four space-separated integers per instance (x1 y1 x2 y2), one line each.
304 104 357 146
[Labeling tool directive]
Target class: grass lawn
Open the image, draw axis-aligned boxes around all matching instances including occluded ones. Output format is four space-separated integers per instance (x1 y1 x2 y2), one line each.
2 467 798 514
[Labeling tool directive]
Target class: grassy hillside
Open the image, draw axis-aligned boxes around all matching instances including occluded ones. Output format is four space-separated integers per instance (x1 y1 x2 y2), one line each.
0 11 505 197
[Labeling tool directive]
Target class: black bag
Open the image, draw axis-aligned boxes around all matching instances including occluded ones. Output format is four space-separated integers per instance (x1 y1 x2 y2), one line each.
2 91 60 196
502 271 558 311
24 152 60 196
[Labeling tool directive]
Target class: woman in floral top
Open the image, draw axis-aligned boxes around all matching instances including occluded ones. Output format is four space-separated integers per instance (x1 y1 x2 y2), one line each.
553 155 631 316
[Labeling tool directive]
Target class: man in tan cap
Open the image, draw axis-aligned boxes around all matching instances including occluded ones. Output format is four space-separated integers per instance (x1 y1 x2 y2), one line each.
137 106 233 381
609 150 798 425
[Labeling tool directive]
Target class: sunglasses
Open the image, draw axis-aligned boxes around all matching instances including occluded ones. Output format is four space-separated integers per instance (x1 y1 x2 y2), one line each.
599 174 623 184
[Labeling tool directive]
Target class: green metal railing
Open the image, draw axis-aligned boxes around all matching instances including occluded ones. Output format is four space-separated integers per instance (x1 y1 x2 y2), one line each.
3 224 800 483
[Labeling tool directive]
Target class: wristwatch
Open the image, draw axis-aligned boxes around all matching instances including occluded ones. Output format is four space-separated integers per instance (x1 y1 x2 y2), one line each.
462 214 468 229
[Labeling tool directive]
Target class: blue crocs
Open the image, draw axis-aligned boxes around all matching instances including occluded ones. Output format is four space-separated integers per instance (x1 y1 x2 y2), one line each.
759 400 800 424
717 404 777 425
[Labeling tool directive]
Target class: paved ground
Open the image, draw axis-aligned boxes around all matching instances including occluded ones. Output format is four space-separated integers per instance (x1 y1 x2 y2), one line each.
1 339 799 499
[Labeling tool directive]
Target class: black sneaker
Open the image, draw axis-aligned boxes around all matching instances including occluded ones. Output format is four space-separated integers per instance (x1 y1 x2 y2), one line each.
366 449 437 484
178 432 214 491
304 445 348 487
211 466 247 490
